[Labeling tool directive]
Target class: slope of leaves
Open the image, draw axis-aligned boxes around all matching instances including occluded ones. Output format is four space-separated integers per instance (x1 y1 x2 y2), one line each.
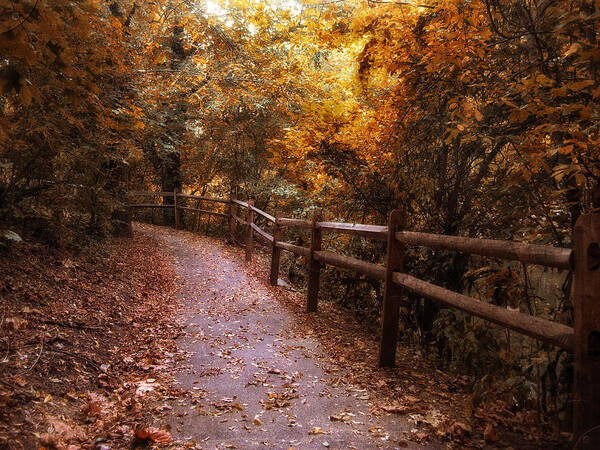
0 233 179 448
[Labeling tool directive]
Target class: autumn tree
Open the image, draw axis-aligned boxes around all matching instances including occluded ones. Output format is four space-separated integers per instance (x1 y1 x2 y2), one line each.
0 0 153 241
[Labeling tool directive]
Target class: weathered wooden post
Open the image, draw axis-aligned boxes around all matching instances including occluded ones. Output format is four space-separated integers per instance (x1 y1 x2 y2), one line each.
270 214 282 286
204 208 212 234
228 195 236 244
573 213 600 447
173 188 180 230
245 200 255 262
307 209 323 313
378 208 406 367
194 198 202 232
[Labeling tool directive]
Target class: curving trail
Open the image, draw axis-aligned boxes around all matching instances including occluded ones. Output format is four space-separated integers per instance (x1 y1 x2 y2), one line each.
137 223 434 449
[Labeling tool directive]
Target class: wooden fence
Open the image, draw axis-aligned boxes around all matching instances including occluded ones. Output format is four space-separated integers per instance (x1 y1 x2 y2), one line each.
127 190 600 444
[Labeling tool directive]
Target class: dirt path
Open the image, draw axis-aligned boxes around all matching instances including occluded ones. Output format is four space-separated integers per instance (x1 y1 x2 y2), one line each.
137 224 434 449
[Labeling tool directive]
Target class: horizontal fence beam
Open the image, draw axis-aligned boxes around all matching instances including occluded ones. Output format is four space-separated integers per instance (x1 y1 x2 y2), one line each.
128 204 172 208
314 250 385 280
276 241 311 258
250 206 276 223
232 214 246 225
251 223 274 243
396 231 572 270
179 206 227 217
392 272 575 350
176 194 230 203
317 222 387 241
277 218 312 229
128 191 174 197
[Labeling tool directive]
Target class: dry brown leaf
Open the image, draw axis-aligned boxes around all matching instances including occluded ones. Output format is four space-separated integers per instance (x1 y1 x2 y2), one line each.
404 395 419 404
39 417 85 447
415 432 430 441
5 317 27 331
382 404 411 414
329 412 349 422
12 376 27 387
484 423 499 443
134 426 172 443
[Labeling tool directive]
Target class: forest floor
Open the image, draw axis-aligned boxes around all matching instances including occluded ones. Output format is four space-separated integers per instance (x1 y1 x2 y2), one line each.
0 223 569 449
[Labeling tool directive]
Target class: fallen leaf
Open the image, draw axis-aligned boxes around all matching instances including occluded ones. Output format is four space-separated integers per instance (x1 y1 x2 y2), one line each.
5 317 27 331
382 404 411 414
134 426 172 443
415 432 429 440
404 395 419 404
12 376 27 387
329 412 349 422
39 417 85 447
484 423 499 443
135 379 157 397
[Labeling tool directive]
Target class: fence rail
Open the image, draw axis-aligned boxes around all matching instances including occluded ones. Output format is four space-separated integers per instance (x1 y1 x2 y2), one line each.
392 272 574 350
318 222 388 240
128 191 174 197
251 205 276 223
252 222 274 243
396 231 572 270
127 190 599 443
129 204 172 208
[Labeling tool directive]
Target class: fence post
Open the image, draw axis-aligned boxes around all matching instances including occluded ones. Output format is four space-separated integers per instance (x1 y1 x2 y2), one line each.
173 188 180 230
245 200 255 262
228 195 236 244
573 213 600 447
194 198 202 232
307 209 323 313
378 208 406 367
270 214 282 286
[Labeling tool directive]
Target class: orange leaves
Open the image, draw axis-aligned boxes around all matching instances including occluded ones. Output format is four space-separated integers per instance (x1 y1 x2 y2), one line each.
19 84 42 106
564 42 582 58
567 79 594 92
134 426 172 443
509 108 531 125
39 417 86 448
535 74 555 88
548 144 574 157
473 109 484 122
